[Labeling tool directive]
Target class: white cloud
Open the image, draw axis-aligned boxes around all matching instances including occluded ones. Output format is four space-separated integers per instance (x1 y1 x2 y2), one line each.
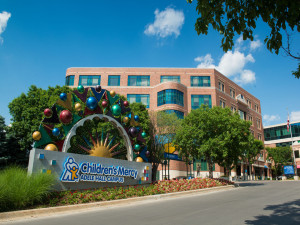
263 114 281 126
235 35 245 51
0 11 11 44
144 7 184 38
250 38 262 51
290 111 300 122
195 51 256 85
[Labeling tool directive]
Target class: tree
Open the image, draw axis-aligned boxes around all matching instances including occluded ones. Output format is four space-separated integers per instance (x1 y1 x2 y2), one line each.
148 110 181 181
8 85 71 152
187 0 300 78
174 105 252 179
266 146 292 177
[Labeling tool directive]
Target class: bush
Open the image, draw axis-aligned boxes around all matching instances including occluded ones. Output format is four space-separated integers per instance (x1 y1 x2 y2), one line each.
0 166 57 212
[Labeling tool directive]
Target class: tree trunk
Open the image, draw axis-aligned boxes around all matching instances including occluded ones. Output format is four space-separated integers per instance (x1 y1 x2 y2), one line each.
207 157 213 178
227 165 231 181
152 163 158 182
249 164 252 180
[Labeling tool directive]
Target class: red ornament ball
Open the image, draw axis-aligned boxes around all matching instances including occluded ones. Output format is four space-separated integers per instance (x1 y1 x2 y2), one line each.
102 101 108 108
123 101 129 107
59 110 73 124
44 108 52 117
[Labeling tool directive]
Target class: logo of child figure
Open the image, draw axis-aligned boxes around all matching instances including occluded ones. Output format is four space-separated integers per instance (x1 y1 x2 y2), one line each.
61 157 79 182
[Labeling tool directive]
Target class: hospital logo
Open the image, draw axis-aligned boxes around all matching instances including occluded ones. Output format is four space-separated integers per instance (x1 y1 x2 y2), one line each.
61 157 79 182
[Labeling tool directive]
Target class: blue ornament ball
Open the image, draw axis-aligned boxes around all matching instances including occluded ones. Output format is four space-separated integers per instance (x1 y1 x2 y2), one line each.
52 128 60 136
86 97 98 110
60 93 67 101
134 115 139 121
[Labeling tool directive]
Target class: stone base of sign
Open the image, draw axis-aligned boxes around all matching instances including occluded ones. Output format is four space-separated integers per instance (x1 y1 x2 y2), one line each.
294 176 299 180
282 176 287 180
28 148 152 191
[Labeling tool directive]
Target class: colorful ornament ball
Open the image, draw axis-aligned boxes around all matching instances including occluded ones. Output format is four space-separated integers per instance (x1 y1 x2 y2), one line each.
134 115 139 121
123 101 129 107
75 103 82 111
86 97 98 110
44 108 52 118
141 132 146 138
110 90 116 97
102 100 108 108
59 110 73 124
136 157 143 162
111 104 121 117
123 117 129 123
52 128 60 136
77 85 84 93
45 144 58 151
60 93 67 101
134 144 141 151
32 131 41 141
95 85 102 92
145 150 150 158
129 127 138 138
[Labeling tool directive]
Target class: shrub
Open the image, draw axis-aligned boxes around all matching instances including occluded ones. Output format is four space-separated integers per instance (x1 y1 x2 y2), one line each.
0 166 56 212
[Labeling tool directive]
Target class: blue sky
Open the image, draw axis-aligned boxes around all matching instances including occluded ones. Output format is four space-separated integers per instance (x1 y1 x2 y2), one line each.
0 0 299 126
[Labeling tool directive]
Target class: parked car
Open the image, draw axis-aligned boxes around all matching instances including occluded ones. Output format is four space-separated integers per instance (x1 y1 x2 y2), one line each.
277 176 283 180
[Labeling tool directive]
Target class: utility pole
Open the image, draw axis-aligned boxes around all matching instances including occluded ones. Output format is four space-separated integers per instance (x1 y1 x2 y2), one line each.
288 108 298 177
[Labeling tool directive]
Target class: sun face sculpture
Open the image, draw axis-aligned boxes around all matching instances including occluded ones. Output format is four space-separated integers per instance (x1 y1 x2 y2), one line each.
32 85 149 162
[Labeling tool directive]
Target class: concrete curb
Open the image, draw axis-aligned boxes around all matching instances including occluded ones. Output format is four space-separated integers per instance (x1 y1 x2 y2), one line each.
0 185 236 222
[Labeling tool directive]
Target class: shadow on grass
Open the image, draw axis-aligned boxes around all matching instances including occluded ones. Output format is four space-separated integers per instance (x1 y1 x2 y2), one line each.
245 199 300 224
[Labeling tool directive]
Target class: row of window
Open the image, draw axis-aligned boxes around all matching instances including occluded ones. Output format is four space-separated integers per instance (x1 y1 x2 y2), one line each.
264 123 300 141
65 75 211 87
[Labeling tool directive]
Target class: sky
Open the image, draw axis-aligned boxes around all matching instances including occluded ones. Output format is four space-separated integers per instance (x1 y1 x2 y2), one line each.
0 0 299 127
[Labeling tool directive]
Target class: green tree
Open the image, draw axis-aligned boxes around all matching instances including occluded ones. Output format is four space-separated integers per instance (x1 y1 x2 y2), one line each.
174 105 252 179
8 85 71 152
148 110 181 181
266 146 292 178
187 0 300 78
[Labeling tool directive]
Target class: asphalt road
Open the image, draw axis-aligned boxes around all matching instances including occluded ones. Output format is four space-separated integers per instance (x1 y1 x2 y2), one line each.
3 181 300 225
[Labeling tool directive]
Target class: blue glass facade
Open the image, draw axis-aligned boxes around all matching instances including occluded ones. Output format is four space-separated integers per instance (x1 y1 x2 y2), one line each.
65 75 74 86
165 110 184 119
191 95 212 109
108 75 120 86
161 76 180 83
157 89 184 107
264 123 300 141
191 76 211 87
79 76 101 86
128 76 150 86
127 94 150 108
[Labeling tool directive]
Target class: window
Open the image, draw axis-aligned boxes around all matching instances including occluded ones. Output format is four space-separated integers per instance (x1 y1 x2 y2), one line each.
231 106 236 112
161 76 180 83
247 99 252 108
191 95 212 109
230 88 235 98
65 75 75 86
164 110 184 119
108 75 120 86
248 115 253 123
295 151 299 159
255 104 259 113
264 122 300 141
220 100 226 108
128 76 150 86
79 76 101 86
190 76 211 87
157 89 184 107
260 151 263 158
257 119 261 129
250 130 254 136
219 82 225 92
127 94 150 108
239 110 246 120
258 134 262 141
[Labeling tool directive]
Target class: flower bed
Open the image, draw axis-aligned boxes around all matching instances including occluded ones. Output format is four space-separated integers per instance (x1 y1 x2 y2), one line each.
43 178 233 208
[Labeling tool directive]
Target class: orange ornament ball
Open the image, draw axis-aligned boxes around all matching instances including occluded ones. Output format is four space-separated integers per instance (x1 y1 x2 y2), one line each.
32 131 41 141
110 90 116 97
136 157 144 162
44 144 58 151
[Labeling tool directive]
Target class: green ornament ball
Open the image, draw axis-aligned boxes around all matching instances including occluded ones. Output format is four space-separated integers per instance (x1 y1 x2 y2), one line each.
77 85 84 93
134 144 141 151
111 104 121 117
141 132 146 138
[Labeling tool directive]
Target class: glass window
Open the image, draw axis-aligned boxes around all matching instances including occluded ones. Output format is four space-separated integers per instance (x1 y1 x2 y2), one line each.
257 119 261 129
108 75 120 86
258 134 262 141
79 76 101 86
127 94 150 108
220 100 225 108
239 110 246 120
230 89 235 98
191 95 212 109
160 76 180 83
231 106 236 112
128 76 150 86
164 110 184 119
190 76 211 87
157 89 184 107
65 75 75 86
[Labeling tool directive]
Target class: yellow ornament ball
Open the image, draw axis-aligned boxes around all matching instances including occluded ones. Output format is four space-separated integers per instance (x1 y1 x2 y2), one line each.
123 117 129 123
136 157 144 163
32 131 42 141
75 103 82 111
110 90 116 97
45 144 58 151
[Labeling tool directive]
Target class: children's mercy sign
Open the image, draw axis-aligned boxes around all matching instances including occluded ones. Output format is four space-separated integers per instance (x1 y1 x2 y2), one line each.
60 157 138 183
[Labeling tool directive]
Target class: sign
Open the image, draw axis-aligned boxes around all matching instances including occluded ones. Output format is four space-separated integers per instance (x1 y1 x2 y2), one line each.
164 153 182 161
284 165 294 175
60 157 138 183
164 143 176 154
245 170 247 173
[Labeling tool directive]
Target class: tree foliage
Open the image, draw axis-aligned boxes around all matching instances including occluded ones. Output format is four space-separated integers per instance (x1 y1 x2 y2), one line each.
8 85 71 152
266 146 292 176
174 105 254 178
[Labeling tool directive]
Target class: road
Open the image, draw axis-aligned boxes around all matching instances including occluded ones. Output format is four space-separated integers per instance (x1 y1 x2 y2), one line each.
3 181 300 225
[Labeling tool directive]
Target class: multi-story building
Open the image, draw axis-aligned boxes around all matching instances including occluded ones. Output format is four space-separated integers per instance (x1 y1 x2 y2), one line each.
65 67 270 180
264 120 300 175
